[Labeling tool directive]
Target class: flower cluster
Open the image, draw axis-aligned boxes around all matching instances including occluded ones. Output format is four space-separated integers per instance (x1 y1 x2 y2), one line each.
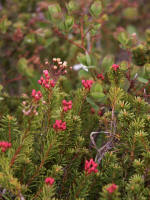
38 70 55 89
13 27 23 42
53 120 66 131
0 141 11 152
85 158 98 175
31 89 42 101
106 184 117 194
82 80 94 90
45 177 54 186
97 73 104 80
112 64 120 71
62 100 72 112
90 107 95 114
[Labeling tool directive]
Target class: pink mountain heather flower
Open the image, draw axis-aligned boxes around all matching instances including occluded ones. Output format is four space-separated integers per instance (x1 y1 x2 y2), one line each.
45 84 50 89
97 73 104 80
82 80 94 90
85 158 98 175
63 106 68 112
62 100 72 112
38 80 42 85
32 90 42 101
90 108 95 114
53 120 66 131
0 141 11 152
43 70 49 77
45 177 54 186
106 184 117 194
112 64 120 71
38 70 55 89
50 80 55 87
31 89 36 97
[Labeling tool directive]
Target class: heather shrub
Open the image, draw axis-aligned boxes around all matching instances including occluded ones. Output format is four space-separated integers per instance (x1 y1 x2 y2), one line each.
0 56 150 199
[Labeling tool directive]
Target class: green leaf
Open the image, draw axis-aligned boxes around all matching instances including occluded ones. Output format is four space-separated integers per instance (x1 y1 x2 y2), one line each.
90 83 106 102
47 4 62 22
0 84 3 92
0 17 11 34
137 77 148 84
78 69 90 79
101 56 114 72
64 16 74 32
127 25 137 35
77 54 87 65
90 24 101 36
90 92 105 100
117 31 129 46
90 1 102 17
17 58 33 77
48 4 61 16
86 97 99 111
123 7 138 20
86 52 91 66
91 82 103 93
77 53 92 66
96 132 106 148
24 33 36 44
66 1 78 12
45 37 58 48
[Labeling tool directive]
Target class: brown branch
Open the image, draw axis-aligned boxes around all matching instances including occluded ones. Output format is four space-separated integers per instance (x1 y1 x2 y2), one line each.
10 119 32 168
2 75 25 86
80 18 84 48
10 145 22 168
90 131 115 164
52 27 86 52
32 188 42 200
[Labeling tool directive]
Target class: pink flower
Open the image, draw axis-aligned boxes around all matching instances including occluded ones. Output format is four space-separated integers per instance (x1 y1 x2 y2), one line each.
63 106 68 112
91 108 95 114
98 110 102 116
38 80 42 85
45 177 54 186
50 80 55 87
45 84 50 89
106 184 117 194
84 158 98 175
32 90 42 101
0 141 12 152
112 64 120 71
38 70 55 89
97 73 104 80
53 120 66 131
62 100 72 112
43 70 49 77
32 89 36 97
40 76 44 81
82 80 94 90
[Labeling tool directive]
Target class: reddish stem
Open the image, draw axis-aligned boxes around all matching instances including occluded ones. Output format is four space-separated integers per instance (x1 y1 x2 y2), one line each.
10 119 32 168
52 27 86 52
2 75 25 86
10 145 22 168
80 18 84 48
32 188 42 200
27 143 52 186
